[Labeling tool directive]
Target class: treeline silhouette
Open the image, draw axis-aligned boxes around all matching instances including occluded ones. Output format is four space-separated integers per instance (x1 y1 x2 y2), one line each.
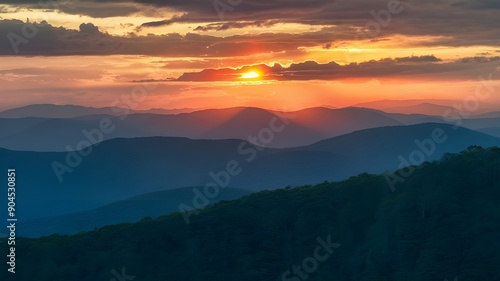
2 146 499 281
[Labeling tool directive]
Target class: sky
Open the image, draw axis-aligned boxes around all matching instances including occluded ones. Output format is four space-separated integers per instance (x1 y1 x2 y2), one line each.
1 0 500 111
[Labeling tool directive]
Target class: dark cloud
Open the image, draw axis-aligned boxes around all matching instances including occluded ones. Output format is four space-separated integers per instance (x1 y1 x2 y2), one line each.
175 56 500 82
0 19 110 55
1 1 142 18
460 56 500 63
451 0 500 9
106 0 500 50
1 0 500 54
2 18 496 59
79 23 100 34
140 16 184 28
390 55 441 63
0 19 334 56
193 20 280 31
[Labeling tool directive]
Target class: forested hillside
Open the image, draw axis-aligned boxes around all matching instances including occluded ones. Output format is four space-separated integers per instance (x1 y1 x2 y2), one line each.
2 146 499 281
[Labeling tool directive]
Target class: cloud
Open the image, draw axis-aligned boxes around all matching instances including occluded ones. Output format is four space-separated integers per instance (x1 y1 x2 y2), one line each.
459 56 500 63
0 19 335 56
393 55 441 63
193 20 280 31
130 78 175 82
451 0 500 9
175 56 500 82
140 15 185 28
79 23 100 34
0 66 103 78
1 1 143 18
1 0 500 56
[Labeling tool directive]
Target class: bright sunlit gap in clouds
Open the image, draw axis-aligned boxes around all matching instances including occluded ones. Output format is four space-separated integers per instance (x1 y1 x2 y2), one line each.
240 71 260 79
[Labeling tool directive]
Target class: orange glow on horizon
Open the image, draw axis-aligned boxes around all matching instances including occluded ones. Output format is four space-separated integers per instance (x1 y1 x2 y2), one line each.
240 71 260 79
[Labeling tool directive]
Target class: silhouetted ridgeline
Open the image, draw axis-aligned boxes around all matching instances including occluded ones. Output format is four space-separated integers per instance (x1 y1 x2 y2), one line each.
1 123 499 221
19 187 252 237
1 147 499 280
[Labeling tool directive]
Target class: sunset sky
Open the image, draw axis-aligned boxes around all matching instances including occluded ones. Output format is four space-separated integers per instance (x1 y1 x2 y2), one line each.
1 0 500 111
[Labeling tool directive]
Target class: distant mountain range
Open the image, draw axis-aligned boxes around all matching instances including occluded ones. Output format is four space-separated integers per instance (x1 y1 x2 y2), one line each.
18 187 252 237
0 104 199 118
0 104 486 151
355 99 500 115
381 102 456 116
474 111 500 119
477 127 500 138
1 123 499 222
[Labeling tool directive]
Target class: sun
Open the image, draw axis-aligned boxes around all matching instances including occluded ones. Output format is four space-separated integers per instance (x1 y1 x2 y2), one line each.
240 71 260 79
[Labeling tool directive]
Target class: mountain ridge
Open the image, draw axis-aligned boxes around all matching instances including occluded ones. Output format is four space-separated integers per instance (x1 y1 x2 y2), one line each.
1 123 499 221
